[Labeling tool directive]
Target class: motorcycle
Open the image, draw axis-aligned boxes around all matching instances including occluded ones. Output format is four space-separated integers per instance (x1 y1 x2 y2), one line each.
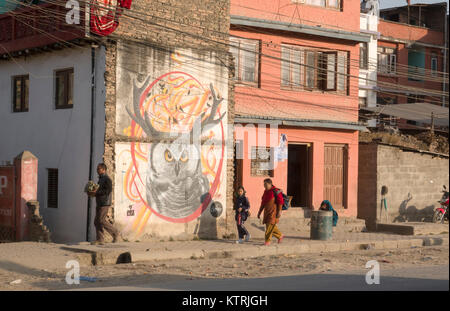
432 185 449 223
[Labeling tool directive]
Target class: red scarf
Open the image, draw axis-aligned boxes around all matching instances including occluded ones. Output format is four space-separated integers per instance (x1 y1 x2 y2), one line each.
261 186 276 206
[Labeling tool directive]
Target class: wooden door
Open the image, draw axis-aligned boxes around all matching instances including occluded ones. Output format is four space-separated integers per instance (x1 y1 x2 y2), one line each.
323 144 347 209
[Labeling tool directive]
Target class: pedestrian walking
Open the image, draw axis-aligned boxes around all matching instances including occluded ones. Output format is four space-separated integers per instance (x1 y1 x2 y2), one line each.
234 186 251 244
88 163 121 244
257 178 285 246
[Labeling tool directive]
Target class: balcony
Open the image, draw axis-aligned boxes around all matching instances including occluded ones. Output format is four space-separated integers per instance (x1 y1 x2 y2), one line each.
0 1 86 57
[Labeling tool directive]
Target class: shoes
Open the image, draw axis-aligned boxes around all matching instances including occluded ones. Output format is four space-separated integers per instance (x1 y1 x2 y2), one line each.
245 234 251 242
278 235 285 244
113 234 123 243
236 239 243 244
264 241 271 246
91 240 104 245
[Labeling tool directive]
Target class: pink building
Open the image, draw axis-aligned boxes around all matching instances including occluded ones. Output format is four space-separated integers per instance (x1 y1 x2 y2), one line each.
230 0 369 217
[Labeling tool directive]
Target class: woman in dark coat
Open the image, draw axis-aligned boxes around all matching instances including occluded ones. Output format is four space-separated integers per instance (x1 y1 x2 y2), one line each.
234 186 251 243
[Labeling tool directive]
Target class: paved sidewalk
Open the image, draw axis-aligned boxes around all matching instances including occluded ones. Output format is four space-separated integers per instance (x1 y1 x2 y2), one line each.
0 231 448 273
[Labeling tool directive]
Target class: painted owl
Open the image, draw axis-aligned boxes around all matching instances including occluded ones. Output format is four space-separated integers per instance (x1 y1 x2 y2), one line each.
146 142 210 218
127 76 225 220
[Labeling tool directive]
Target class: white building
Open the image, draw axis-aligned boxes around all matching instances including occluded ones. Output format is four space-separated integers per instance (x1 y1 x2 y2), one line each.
0 46 106 242
360 0 380 127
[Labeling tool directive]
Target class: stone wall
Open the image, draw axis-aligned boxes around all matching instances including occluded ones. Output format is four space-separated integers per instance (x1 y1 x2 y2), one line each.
102 0 234 240
358 142 449 228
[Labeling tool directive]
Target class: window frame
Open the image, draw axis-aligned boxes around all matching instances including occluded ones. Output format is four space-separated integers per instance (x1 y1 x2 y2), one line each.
431 53 438 77
230 37 260 87
281 45 304 89
294 0 342 10
250 146 274 177
377 47 397 75
281 44 348 95
359 43 368 70
321 51 338 91
47 168 59 209
12 75 29 113
54 68 74 109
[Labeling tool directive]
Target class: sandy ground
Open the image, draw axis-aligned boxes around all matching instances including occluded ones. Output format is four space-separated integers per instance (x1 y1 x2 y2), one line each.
1 245 447 291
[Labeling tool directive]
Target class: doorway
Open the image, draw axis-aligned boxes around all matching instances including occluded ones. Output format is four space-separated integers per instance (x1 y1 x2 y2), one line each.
233 140 244 194
323 144 347 209
287 144 312 208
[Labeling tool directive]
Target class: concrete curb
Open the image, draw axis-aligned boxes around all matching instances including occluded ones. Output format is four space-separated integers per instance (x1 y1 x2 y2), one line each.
83 236 448 266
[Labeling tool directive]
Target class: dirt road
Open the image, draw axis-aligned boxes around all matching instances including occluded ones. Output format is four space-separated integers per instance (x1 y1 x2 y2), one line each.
1 245 448 290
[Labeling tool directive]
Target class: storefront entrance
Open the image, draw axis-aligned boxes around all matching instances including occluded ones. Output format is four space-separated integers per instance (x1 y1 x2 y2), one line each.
287 143 312 208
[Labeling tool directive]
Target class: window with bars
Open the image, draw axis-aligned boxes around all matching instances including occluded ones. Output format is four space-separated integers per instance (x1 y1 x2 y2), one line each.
377 47 397 74
55 68 74 109
250 147 274 177
230 37 260 86
293 0 341 10
281 44 348 94
12 75 29 112
47 168 58 209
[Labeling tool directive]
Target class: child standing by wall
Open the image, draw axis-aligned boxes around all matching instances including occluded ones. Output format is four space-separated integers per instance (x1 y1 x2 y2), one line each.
234 186 251 244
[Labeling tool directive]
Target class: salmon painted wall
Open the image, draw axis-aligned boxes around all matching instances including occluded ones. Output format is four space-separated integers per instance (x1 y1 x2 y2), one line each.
231 0 361 32
230 28 360 123
235 125 359 217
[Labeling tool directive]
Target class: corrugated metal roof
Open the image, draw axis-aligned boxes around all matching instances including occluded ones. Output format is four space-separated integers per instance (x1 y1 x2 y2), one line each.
364 103 449 126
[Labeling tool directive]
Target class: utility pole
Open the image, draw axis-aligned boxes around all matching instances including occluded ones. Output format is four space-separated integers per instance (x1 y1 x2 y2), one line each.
430 112 435 142
407 0 411 24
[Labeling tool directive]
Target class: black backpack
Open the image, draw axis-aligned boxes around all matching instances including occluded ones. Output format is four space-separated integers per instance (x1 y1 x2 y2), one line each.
273 188 290 211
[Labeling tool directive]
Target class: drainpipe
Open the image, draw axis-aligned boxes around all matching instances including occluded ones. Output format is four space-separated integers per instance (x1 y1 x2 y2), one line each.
86 44 98 241
443 10 448 107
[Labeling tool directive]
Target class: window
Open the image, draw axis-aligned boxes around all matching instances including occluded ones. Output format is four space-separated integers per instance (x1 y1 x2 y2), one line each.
250 147 274 177
359 97 367 108
431 53 438 77
359 43 368 70
377 95 397 105
55 68 74 109
281 44 347 94
230 37 259 85
281 45 303 88
408 49 425 81
295 0 341 9
377 47 396 74
47 169 58 209
12 75 29 112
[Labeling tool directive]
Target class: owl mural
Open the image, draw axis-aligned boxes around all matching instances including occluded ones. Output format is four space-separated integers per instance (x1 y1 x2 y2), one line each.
126 74 225 220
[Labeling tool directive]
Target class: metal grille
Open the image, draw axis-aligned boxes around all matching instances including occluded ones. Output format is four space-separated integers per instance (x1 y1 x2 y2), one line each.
0 226 14 242
47 168 58 209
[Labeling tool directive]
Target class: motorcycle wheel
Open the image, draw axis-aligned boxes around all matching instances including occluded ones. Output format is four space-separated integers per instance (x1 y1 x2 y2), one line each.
432 210 444 223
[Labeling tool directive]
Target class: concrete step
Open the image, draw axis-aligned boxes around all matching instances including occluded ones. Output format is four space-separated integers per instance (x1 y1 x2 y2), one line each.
375 222 449 236
65 235 449 266
242 216 366 238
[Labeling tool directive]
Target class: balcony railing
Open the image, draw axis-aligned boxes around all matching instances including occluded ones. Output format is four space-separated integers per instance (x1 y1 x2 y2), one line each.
0 1 85 56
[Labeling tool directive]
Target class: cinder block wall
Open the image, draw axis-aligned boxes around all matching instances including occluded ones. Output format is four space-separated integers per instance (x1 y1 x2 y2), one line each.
102 0 235 239
358 143 449 227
